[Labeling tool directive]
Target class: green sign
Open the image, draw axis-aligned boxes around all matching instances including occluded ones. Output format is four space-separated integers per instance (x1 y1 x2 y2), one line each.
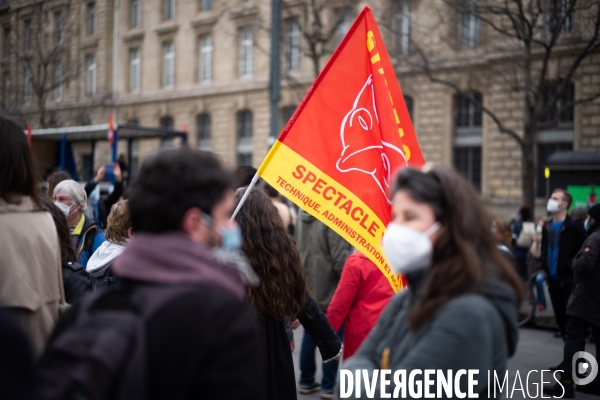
567 185 599 211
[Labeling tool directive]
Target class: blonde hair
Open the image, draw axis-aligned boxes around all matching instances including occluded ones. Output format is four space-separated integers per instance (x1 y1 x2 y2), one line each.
105 200 132 245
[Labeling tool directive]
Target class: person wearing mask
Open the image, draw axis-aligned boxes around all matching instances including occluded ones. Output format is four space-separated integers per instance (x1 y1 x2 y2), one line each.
234 188 342 400
0 116 64 357
326 250 394 360
335 166 523 400
541 189 586 358
37 148 264 399
87 200 131 290
297 209 350 398
42 199 92 304
53 179 106 269
544 204 600 397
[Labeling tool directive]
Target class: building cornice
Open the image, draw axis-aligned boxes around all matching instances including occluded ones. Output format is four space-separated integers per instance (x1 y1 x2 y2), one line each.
115 79 271 106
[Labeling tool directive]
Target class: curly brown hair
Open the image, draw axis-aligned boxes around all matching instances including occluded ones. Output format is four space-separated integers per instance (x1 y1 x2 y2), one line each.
105 200 132 245
392 167 524 330
234 187 308 321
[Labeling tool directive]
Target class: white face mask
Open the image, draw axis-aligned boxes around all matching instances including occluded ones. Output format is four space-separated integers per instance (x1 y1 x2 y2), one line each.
54 201 73 218
381 222 440 275
536 225 543 233
547 199 562 214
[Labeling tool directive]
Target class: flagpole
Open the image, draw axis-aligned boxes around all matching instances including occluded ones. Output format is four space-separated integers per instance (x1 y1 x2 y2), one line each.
231 173 259 221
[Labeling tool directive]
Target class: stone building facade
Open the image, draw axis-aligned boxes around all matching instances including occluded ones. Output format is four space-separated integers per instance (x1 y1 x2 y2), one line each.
1 0 599 217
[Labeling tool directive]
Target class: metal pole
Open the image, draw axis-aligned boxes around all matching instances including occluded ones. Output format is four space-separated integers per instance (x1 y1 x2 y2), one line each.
231 174 259 221
112 0 119 122
268 0 282 142
90 140 96 181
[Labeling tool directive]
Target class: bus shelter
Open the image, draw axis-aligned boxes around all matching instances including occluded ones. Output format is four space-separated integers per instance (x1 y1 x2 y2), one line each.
30 123 188 181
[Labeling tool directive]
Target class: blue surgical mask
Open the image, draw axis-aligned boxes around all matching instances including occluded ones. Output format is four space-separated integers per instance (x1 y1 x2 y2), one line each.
585 218 590 231
221 226 242 253
202 213 242 253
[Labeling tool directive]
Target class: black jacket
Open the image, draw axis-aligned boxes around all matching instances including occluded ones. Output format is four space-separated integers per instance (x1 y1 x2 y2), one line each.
39 282 264 400
257 293 342 400
541 215 586 281
61 262 92 304
567 224 600 326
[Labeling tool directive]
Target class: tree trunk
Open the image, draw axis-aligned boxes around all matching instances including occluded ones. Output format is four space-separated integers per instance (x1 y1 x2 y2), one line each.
522 123 537 219
310 45 320 79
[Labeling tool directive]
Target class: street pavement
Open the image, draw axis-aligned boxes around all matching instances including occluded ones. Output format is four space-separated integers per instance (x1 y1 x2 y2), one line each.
292 326 598 399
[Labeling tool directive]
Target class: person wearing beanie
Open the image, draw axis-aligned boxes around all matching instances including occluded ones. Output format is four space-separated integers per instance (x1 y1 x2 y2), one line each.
544 204 600 398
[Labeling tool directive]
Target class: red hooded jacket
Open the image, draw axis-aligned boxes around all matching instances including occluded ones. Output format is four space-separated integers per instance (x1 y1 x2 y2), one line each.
326 251 394 360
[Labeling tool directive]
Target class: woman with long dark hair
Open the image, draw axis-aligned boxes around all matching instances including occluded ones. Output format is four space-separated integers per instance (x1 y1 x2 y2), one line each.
0 116 64 357
336 166 523 399
234 188 341 400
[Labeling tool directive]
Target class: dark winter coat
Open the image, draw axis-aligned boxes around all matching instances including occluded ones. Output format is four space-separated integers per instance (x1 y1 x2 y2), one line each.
258 293 342 400
567 223 600 327
335 271 519 400
296 210 351 312
72 215 105 269
61 262 91 304
541 216 586 281
41 232 264 400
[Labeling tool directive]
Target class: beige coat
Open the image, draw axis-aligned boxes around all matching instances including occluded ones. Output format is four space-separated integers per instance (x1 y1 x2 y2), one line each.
0 195 64 357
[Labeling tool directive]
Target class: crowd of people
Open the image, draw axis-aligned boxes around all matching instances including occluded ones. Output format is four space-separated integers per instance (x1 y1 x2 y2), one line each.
1 112 599 400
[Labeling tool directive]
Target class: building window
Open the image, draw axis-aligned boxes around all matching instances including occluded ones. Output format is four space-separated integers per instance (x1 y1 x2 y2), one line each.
199 34 212 82
54 63 62 101
4 73 11 108
453 92 483 190
3 27 10 56
458 0 480 49
285 18 300 71
536 81 574 196
280 105 295 130
237 110 253 166
163 42 175 88
404 95 414 121
24 19 32 50
334 12 353 45
131 0 141 28
55 11 63 43
130 48 141 92
86 55 96 96
160 116 174 149
392 1 411 56
196 113 211 150
239 27 253 77
547 0 573 34
87 3 96 35
164 0 175 21
200 0 211 11
25 68 32 105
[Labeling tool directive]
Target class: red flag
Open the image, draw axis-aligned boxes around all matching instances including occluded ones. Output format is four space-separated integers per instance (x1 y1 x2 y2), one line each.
256 6 425 291
108 114 115 147
27 123 32 148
